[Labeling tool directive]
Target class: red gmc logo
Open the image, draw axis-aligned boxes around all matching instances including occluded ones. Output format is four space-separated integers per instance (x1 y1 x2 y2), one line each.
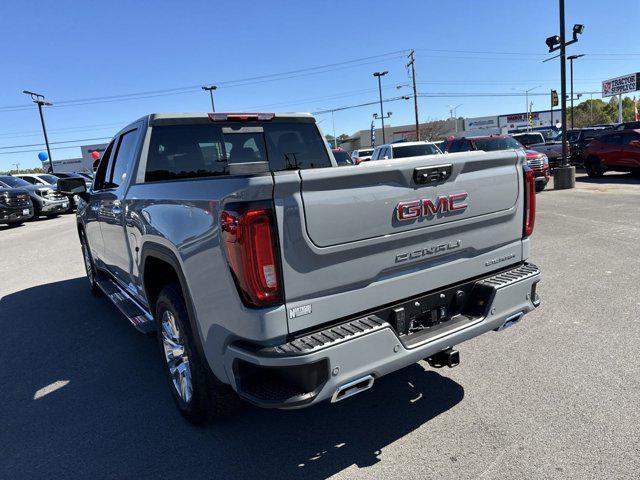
396 193 468 221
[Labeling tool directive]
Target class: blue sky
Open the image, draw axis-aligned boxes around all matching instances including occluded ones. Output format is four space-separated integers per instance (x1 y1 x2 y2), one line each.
1 0 639 169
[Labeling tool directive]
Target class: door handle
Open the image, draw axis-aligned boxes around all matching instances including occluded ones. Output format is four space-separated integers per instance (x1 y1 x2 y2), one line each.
413 164 453 184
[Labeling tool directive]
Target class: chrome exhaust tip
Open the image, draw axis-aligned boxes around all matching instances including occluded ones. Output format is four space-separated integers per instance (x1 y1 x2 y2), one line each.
331 375 375 403
495 311 524 331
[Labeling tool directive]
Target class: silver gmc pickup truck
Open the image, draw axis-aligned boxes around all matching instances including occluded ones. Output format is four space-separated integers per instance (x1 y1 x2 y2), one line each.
58 112 541 424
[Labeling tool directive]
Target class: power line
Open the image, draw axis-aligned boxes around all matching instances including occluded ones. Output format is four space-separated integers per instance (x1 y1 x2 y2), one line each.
0 143 107 155
0 50 408 112
0 136 111 151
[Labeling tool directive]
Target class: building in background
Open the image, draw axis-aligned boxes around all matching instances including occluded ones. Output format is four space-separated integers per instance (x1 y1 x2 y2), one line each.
464 109 561 136
339 118 463 151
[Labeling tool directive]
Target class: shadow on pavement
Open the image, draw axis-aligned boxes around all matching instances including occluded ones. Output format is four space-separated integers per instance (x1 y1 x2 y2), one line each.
576 172 640 185
1 277 464 480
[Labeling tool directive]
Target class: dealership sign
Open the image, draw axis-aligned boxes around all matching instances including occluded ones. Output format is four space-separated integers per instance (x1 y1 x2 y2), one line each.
602 73 640 97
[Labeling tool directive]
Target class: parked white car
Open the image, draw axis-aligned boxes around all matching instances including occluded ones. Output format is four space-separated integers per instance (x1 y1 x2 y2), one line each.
370 141 442 161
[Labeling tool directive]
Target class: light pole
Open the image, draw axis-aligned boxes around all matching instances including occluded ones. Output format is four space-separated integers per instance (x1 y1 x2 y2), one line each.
567 54 584 130
22 90 54 173
545 0 584 190
449 104 462 132
202 85 217 112
373 71 389 143
525 86 541 130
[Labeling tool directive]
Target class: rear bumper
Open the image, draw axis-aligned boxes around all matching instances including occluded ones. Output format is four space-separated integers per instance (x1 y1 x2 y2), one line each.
223 262 541 409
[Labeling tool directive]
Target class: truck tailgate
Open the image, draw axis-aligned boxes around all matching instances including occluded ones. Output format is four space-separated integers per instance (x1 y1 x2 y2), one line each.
273 150 527 333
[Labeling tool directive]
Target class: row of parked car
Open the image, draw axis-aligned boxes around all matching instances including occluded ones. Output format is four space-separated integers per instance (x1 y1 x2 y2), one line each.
345 135 551 191
508 121 640 178
0 172 92 227
340 120 640 191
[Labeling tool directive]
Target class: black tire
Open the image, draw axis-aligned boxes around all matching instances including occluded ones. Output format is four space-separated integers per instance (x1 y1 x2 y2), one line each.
535 182 546 192
6 221 23 228
46 214 59 219
155 283 238 425
584 156 606 178
30 199 41 219
80 232 102 296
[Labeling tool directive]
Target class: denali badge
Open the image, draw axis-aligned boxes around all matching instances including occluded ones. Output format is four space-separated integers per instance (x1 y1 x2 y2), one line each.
485 253 516 266
395 240 461 263
396 193 468 221
289 304 312 319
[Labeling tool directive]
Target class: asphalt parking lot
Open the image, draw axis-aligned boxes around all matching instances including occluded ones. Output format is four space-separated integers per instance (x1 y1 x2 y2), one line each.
1 171 639 480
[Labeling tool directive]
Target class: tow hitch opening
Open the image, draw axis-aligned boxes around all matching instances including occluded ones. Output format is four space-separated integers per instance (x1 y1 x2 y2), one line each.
426 348 460 368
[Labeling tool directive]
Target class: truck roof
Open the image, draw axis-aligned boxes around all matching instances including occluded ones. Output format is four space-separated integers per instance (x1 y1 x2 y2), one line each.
115 112 316 137
148 112 313 122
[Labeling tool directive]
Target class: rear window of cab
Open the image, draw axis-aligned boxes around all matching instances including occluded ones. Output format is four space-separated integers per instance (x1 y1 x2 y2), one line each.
145 122 332 182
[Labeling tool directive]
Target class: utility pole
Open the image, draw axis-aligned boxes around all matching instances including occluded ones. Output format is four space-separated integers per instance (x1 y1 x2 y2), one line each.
568 54 584 130
13 162 20 173
618 94 623 123
373 71 389 143
23 90 54 173
449 104 462 132
407 49 420 141
544 0 584 189
202 85 217 112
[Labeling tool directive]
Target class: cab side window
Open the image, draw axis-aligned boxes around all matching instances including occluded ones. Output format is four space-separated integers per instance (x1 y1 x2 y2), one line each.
109 129 139 188
93 140 115 191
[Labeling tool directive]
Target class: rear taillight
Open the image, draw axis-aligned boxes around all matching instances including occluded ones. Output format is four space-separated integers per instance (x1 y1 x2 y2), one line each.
523 166 536 237
221 205 282 307
354 158 363 165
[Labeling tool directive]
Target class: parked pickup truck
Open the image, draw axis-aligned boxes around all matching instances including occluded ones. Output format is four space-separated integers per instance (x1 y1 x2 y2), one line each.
512 132 567 169
0 188 33 226
58 112 541 424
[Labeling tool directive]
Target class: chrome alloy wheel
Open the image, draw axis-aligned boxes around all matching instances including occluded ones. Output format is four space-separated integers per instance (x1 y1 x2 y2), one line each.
161 310 192 403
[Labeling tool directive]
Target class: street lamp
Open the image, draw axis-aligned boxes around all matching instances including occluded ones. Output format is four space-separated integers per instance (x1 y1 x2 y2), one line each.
567 54 584 130
373 71 389 143
544 0 584 190
202 85 217 112
449 104 462 132
524 86 541 130
22 90 54 173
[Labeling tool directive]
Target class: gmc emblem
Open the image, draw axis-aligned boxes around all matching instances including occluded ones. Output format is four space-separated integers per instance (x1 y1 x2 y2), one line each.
396 193 468 221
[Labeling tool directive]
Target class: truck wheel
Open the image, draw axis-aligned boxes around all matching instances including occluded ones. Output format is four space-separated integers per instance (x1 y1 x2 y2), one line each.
155 283 237 425
6 221 23 228
30 199 41 219
535 181 547 192
80 233 102 296
584 156 605 178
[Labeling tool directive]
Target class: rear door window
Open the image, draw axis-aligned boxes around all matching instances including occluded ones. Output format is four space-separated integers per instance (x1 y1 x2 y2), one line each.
602 134 623 144
622 132 640 144
448 140 472 152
